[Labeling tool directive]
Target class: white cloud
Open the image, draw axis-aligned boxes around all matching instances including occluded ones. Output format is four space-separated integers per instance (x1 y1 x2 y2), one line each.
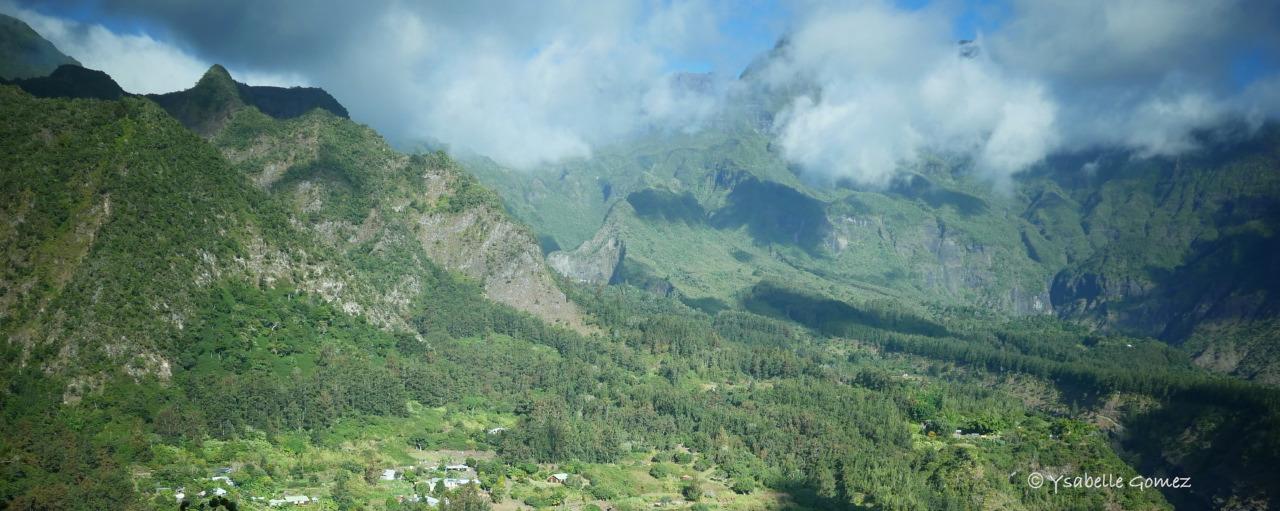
765 2 1058 185
7 0 1279 180
1 1 305 93
989 0 1258 85
762 0 1280 186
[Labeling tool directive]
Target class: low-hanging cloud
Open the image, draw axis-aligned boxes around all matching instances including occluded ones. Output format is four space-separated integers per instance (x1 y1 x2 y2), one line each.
9 0 733 169
7 0 1280 181
760 0 1280 186
762 2 1060 186
1 1 305 93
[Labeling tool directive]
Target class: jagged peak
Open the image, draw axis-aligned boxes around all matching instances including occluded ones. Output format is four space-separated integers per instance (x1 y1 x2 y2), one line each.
147 63 348 136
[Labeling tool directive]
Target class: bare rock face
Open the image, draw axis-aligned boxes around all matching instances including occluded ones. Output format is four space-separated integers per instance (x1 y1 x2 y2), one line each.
213 104 588 333
547 222 625 285
414 199 586 330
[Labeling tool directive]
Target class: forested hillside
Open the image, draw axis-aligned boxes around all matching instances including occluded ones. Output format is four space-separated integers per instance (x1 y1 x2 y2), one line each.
465 79 1280 386
1 17 1278 511
0 79 1177 511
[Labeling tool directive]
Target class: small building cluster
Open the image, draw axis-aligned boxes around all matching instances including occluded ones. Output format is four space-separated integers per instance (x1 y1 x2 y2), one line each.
427 477 477 491
396 494 441 507
268 495 315 507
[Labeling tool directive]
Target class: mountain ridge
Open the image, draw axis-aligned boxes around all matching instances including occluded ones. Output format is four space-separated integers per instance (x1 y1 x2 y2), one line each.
147 64 349 136
0 13 78 80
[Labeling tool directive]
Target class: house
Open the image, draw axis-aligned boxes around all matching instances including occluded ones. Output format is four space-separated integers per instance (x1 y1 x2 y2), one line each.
444 464 469 472
174 490 185 502
381 469 397 481
425 496 441 507
547 473 569 484
212 487 228 497
211 475 236 486
427 477 475 490
269 495 313 507
486 427 507 435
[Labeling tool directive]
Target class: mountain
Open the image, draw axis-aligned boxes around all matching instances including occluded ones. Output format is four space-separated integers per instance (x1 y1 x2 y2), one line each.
0 13 79 80
146 64 348 136
3 63 128 100
200 65 585 329
457 50 1280 509
466 72 1280 386
0 63 594 508
0 53 1170 511
2 24 1278 511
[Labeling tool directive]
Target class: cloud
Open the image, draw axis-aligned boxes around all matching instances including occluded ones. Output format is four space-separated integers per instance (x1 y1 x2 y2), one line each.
762 2 1059 185
988 0 1275 86
7 0 1279 180
13 0 732 169
982 0 1280 158
1 1 304 93
758 0 1280 186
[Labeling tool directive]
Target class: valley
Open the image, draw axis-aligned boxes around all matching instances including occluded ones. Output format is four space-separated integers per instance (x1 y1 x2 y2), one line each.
2 8 1279 511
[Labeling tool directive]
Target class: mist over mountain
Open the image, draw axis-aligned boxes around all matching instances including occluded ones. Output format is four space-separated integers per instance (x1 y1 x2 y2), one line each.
8 0 1280 180
2 3 1280 511
0 12 78 79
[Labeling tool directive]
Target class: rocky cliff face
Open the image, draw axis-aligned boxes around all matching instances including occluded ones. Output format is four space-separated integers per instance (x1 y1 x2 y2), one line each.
547 221 625 286
212 99 586 331
1049 270 1154 328
413 168 586 330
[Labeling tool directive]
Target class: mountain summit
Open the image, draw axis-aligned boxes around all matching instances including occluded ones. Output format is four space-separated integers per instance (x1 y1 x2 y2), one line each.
147 64 348 136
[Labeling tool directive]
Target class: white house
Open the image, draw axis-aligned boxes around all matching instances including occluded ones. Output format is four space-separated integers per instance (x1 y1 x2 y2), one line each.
269 495 312 507
427 477 475 490
211 476 235 487
444 464 469 472
212 487 228 497
381 469 397 481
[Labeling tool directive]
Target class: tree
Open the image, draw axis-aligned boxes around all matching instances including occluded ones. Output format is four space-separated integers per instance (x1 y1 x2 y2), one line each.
682 478 704 501
441 482 491 511
332 472 358 511
490 475 507 503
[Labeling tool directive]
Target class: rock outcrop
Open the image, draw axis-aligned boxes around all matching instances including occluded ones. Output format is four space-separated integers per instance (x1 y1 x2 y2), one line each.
547 222 625 285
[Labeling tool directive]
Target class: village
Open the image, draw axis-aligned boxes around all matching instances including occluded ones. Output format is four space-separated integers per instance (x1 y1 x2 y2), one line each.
154 436 772 511
136 400 788 511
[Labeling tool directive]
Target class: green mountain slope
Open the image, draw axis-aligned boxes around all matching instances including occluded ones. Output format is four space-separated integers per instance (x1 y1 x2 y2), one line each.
0 13 79 80
146 64 348 137
5 63 128 100
466 88 1280 385
193 66 586 329
1 80 1191 511
1 26 1276 511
